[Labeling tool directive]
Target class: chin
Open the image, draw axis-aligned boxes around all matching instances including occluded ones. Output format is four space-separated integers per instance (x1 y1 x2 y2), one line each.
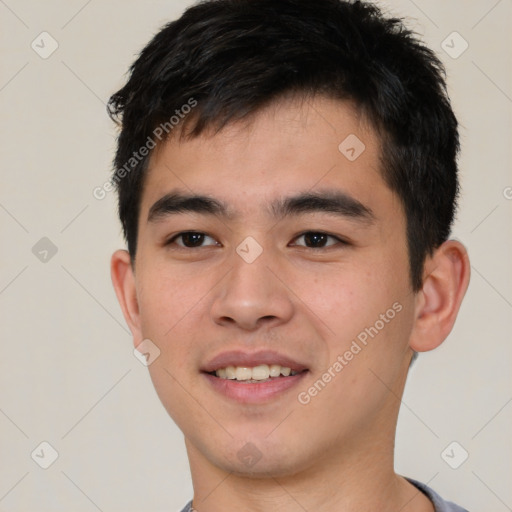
205 436 313 478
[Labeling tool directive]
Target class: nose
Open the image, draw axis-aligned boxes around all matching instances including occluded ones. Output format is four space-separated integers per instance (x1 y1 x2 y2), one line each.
210 247 295 331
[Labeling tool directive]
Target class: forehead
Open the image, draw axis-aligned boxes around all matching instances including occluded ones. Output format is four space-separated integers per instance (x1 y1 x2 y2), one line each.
139 95 400 224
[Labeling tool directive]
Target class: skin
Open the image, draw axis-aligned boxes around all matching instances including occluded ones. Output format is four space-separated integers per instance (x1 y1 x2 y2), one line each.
111 95 470 512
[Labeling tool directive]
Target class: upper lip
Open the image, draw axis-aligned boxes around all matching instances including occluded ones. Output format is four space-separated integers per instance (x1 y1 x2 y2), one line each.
201 350 309 373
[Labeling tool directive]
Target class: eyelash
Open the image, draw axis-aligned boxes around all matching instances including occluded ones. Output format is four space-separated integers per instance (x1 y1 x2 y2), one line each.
164 231 348 250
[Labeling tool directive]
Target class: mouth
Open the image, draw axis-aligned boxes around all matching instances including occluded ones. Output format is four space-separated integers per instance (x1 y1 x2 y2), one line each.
206 364 306 383
201 350 309 404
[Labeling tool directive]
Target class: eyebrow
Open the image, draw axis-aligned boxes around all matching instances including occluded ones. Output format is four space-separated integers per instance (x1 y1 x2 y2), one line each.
147 189 375 225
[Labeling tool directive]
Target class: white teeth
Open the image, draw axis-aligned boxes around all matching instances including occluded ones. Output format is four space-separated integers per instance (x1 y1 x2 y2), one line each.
214 364 299 381
225 366 236 379
235 367 253 380
269 364 281 377
252 364 270 380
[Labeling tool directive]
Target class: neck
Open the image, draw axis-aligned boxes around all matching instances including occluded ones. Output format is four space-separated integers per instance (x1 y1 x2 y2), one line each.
185 422 433 512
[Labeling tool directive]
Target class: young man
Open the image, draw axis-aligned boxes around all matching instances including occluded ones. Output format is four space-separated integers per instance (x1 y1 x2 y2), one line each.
109 0 471 510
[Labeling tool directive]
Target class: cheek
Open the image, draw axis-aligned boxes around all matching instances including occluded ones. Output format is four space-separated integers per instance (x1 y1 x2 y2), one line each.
137 260 210 334
292 263 384 341
292 257 411 359
138 266 207 421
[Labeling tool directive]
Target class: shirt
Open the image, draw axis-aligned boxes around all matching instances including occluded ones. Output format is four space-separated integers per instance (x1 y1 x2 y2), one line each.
178 478 469 512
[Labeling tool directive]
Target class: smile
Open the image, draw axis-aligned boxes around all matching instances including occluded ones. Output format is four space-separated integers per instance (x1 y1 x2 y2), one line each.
201 350 309 403
210 364 301 382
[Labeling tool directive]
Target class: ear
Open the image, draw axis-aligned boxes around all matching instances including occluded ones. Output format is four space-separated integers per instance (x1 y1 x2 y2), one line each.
409 240 470 352
111 249 143 347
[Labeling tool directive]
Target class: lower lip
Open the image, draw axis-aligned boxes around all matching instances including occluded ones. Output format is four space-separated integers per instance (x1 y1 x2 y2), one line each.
203 371 308 404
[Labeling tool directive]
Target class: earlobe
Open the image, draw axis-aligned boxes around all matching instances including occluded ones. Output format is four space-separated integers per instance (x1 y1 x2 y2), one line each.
110 249 143 346
409 240 471 352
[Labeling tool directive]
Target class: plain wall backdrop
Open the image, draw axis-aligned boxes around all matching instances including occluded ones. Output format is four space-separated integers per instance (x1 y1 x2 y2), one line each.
1 1 511 511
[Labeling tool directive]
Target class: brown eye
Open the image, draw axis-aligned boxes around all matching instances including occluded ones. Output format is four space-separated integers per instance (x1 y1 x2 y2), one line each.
292 231 346 248
167 232 219 248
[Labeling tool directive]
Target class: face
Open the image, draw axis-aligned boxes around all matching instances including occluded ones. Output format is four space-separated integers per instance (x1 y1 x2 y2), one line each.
123 96 420 476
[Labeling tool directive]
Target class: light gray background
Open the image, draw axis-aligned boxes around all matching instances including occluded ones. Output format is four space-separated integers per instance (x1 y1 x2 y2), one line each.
1 1 511 511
